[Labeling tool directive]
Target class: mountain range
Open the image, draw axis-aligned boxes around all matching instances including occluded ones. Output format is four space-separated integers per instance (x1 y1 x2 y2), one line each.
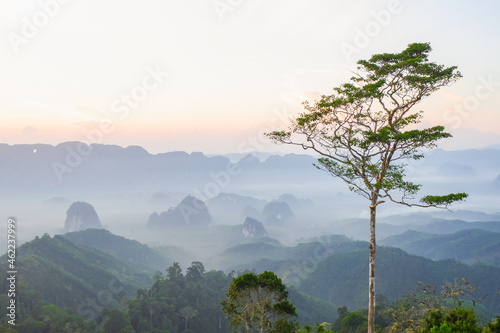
1 141 500 329
380 229 500 266
1 142 499 198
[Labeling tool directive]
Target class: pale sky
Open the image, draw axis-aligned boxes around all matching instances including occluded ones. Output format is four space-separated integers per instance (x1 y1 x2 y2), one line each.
1 0 500 154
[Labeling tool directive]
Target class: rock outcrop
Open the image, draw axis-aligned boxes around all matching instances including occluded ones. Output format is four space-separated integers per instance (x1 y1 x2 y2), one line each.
261 201 295 227
64 202 103 232
242 217 268 238
148 196 212 228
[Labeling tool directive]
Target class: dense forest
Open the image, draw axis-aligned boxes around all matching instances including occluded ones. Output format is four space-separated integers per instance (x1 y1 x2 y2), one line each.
1 231 499 332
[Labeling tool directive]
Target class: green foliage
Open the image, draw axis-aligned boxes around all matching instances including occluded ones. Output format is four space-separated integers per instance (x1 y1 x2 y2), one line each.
102 309 134 333
271 318 299 333
340 311 368 333
332 306 349 332
267 42 465 209
0 234 153 330
167 261 183 280
267 42 466 333
420 192 469 206
441 278 486 309
288 290 338 328
297 247 500 316
445 307 482 333
296 322 332 333
384 279 500 333
186 261 205 280
430 322 452 333
126 263 233 333
221 271 297 332
62 228 172 271
122 263 328 332
484 316 500 333
422 308 482 333
0 303 93 333
420 309 446 333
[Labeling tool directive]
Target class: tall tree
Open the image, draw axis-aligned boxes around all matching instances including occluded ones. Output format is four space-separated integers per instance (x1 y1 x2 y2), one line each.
221 271 296 333
179 306 199 332
186 261 205 280
266 42 467 333
167 261 183 281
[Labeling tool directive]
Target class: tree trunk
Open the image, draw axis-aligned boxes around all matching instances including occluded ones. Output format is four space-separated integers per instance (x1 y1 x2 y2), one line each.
149 309 153 333
368 199 377 333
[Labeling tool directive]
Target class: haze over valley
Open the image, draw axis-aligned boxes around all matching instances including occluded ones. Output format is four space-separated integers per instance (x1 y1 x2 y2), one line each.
1 141 500 331
1 141 499 264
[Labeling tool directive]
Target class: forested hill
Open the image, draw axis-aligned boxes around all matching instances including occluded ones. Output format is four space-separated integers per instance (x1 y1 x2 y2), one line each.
123 264 337 332
209 234 368 270
380 229 500 266
1 229 500 330
207 234 500 317
0 234 153 322
0 233 338 331
62 228 172 271
298 246 500 316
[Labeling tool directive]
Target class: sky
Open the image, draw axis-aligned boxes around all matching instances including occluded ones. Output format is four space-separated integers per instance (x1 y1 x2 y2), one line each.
1 0 500 154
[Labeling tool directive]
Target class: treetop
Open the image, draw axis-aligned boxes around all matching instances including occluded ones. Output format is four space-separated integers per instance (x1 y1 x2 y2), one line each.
266 42 467 209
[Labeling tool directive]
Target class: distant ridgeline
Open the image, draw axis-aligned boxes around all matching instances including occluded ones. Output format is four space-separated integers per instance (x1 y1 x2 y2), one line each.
0 142 328 194
1 143 500 210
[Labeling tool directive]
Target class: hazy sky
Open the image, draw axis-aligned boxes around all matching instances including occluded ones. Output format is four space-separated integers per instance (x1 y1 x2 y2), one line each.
1 0 499 154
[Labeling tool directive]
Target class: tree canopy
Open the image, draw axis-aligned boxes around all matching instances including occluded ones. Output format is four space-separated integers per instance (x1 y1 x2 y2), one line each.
221 271 297 332
268 42 466 208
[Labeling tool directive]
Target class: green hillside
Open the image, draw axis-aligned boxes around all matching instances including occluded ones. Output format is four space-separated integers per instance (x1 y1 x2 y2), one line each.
62 228 173 271
288 289 338 325
380 229 500 266
298 246 500 316
2 230 499 331
208 233 500 324
0 234 154 322
209 237 287 268
210 234 368 270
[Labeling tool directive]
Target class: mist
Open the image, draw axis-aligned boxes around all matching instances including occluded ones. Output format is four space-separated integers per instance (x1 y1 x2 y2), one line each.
1 141 499 272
